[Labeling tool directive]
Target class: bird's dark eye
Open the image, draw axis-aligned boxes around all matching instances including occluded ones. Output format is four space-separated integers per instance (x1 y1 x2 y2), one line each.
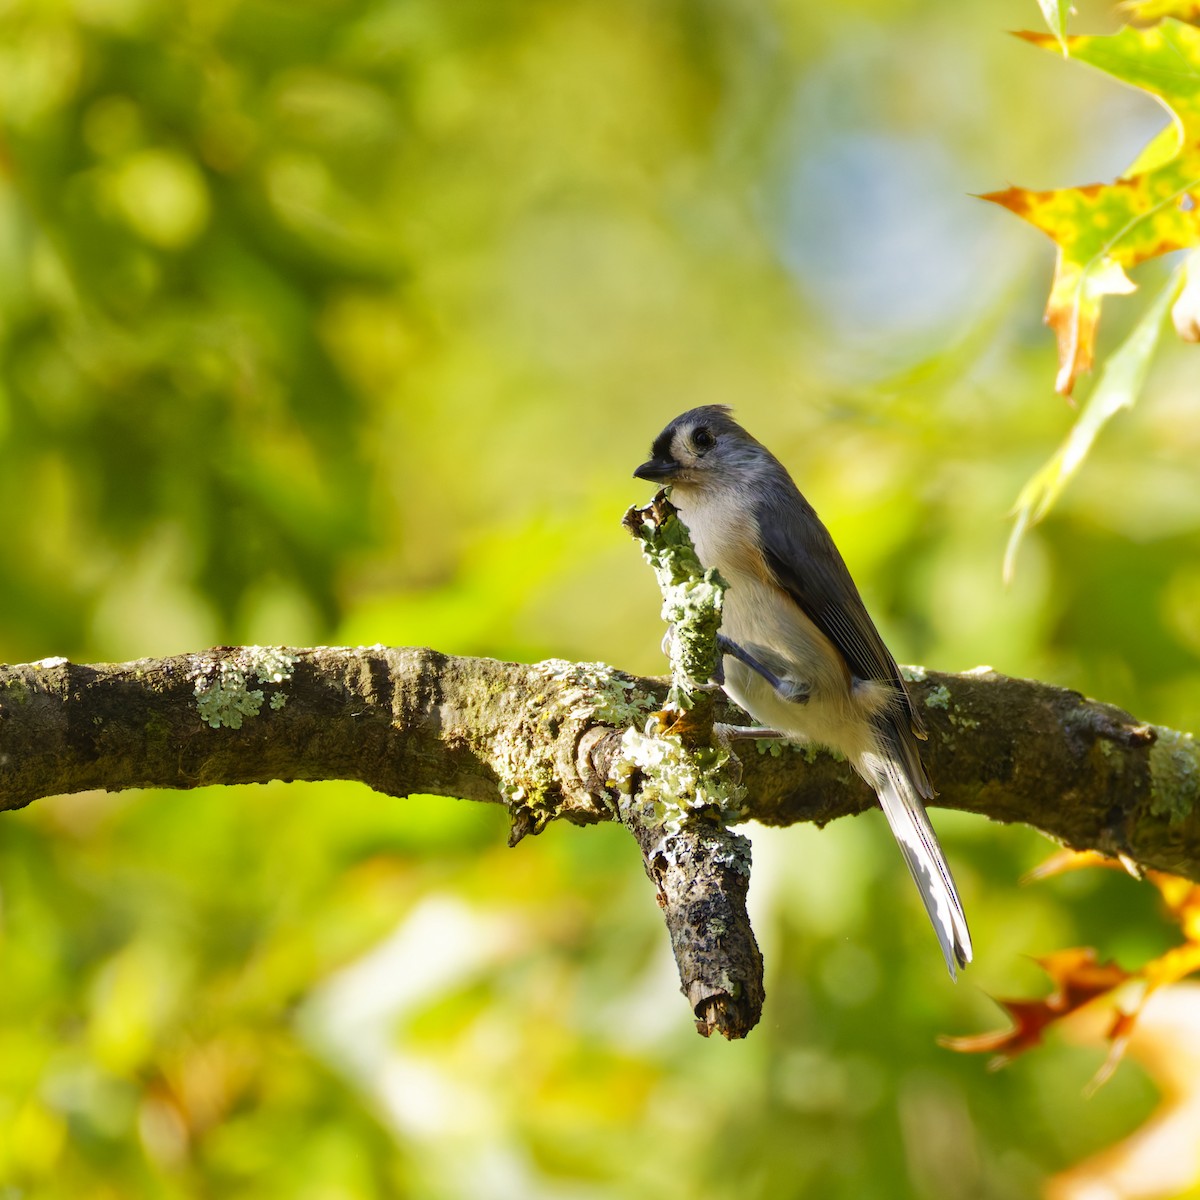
692 427 715 452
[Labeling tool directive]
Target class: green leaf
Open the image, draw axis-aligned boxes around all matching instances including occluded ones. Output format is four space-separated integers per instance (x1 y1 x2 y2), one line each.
1004 267 1185 583
1037 0 1072 50
985 20 1200 393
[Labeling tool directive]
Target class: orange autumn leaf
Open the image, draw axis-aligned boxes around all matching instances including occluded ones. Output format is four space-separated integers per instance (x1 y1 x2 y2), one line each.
939 948 1130 1068
1020 847 1140 883
1145 869 1200 939
946 853 1200 1082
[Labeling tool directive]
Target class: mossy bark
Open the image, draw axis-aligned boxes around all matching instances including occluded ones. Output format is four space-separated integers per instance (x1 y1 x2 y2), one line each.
1 647 1196 1038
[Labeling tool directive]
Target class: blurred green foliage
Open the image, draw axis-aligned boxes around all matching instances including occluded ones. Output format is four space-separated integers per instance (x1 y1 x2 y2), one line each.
1 0 1199 1197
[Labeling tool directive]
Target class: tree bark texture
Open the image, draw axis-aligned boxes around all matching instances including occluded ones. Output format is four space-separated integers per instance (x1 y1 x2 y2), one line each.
0 646 1195 1037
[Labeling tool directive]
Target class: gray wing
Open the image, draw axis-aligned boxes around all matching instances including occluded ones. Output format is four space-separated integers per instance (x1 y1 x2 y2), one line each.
753 490 933 796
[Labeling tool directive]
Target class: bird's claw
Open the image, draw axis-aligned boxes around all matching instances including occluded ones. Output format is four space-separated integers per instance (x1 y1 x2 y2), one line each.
715 723 788 741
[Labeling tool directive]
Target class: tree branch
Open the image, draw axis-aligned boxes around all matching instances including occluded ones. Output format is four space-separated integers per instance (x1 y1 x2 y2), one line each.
1 646 1195 1037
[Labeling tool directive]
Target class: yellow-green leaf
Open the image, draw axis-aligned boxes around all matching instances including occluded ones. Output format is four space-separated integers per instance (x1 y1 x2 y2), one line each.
1004 267 1184 583
1123 0 1200 27
985 20 1200 394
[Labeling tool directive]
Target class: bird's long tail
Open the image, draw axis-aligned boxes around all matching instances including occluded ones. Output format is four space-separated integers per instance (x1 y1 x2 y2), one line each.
860 752 972 979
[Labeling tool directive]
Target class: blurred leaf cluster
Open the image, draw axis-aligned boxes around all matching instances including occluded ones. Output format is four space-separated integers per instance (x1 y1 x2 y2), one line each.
2 0 1200 1197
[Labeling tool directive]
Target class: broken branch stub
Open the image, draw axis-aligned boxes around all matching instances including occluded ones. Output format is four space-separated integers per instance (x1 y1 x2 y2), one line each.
621 491 765 1037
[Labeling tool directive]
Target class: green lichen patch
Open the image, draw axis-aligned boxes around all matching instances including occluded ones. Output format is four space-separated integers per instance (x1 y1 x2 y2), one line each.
754 738 786 757
917 676 980 728
703 829 753 879
627 497 726 709
492 724 557 812
751 736 828 763
1149 727 1199 825
190 646 298 730
531 659 659 726
610 723 745 835
490 659 660 815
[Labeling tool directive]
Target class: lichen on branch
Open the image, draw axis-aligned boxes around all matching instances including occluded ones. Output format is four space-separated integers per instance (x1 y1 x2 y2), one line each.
619 490 763 1037
0 641 1198 1036
190 646 299 730
623 491 726 713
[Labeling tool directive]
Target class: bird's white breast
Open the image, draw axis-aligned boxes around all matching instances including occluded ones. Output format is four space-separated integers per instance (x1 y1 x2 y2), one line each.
673 483 886 763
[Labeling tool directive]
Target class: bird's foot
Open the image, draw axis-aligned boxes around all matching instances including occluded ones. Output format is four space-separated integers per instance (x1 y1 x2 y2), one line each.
715 723 789 741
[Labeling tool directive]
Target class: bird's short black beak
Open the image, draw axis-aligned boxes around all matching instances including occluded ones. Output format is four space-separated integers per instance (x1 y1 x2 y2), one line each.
633 457 679 483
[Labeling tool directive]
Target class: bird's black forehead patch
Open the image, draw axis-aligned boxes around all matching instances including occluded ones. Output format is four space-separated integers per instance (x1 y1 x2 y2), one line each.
650 426 677 461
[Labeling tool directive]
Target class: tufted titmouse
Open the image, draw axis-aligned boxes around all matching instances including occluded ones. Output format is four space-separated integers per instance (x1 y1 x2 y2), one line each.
634 405 971 977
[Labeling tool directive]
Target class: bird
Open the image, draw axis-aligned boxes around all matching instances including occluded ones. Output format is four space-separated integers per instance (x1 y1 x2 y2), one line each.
633 405 972 977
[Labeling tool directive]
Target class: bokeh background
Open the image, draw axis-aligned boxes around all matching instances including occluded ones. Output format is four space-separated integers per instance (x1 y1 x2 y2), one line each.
2 0 1199 1196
